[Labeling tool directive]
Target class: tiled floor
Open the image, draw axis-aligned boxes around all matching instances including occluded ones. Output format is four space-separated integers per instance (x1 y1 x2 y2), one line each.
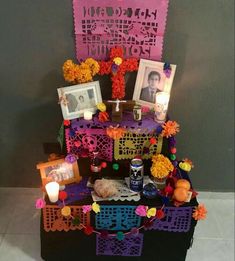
0 189 234 261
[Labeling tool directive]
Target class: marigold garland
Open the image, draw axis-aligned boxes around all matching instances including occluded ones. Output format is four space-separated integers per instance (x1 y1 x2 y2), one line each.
63 58 100 84
151 154 174 179
161 121 180 138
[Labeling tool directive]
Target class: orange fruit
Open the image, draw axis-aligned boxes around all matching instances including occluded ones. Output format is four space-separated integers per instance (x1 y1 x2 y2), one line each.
175 179 191 191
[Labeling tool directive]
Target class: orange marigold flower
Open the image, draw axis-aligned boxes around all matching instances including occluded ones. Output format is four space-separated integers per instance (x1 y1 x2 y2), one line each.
151 154 174 179
62 58 99 84
161 121 180 138
192 204 207 220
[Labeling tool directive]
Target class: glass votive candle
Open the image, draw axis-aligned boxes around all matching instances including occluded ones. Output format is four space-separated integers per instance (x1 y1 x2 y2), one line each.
84 111 93 120
154 92 170 123
45 182 59 203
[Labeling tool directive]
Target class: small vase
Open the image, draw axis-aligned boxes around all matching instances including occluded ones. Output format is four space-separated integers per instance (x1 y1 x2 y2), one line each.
153 177 167 190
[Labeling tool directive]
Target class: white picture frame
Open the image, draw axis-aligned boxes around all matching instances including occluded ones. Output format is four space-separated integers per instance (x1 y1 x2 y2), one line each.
57 81 102 120
133 59 176 109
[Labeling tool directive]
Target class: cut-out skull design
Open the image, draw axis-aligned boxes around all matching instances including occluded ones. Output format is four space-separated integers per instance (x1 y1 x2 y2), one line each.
82 135 97 152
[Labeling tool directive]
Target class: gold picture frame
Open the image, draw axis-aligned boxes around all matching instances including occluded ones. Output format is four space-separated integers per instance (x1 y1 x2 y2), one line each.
36 158 82 188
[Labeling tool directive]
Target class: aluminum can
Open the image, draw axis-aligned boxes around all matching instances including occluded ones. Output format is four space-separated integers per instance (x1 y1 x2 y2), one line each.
130 158 144 192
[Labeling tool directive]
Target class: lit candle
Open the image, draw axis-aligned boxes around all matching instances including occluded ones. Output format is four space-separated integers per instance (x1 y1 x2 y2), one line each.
45 182 59 203
84 111 93 120
154 92 170 123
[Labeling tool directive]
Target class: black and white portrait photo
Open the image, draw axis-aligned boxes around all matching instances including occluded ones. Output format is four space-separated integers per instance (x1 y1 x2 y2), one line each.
133 59 176 109
140 69 164 103
58 81 102 120
66 89 96 113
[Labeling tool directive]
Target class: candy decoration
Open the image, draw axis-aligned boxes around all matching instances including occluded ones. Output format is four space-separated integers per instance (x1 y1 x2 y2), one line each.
164 184 174 194
112 163 119 171
61 206 71 217
155 209 165 219
98 111 110 122
143 219 153 229
146 208 157 218
116 231 124 241
97 102 106 112
59 191 68 201
35 198 46 209
72 217 80 225
100 230 109 239
130 227 139 236
179 162 192 172
161 196 170 205
92 202 100 213
170 147 177 154
84 225 94 235
63 120 70 126
170 154 176 161
135 205 148 217
82 205 92 214
101 162 107 168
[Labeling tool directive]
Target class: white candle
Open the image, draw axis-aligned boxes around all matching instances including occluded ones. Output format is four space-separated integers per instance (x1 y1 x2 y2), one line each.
84 111 93 120
45 182 59 203
154 92 170 123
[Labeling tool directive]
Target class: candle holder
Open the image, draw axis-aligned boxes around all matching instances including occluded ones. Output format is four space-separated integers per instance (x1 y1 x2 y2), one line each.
154 92 170 123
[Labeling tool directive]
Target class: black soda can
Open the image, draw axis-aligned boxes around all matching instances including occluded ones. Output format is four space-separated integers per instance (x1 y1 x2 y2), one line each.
130 158 144 192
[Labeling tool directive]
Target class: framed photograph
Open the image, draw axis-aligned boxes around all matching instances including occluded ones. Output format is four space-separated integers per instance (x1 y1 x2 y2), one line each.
58 81 102 120
36 158 81 187
133 59 176 108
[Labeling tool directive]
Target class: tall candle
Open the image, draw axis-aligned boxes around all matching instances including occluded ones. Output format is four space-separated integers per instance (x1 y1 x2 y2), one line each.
84 111 93 120
45 182 59 203
154 92 170 123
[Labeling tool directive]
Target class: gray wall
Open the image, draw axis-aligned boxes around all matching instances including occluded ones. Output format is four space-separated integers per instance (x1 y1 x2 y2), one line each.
0 0 234 190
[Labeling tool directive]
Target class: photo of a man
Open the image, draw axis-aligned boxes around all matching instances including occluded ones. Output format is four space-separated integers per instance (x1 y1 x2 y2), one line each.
140 71 163 103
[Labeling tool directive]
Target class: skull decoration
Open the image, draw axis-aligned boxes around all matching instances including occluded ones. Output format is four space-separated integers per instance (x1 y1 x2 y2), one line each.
82 135 97 152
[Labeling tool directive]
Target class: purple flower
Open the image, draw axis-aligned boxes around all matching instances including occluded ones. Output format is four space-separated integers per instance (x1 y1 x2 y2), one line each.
111 63 119 73
65 153 77 163
163 63 172 78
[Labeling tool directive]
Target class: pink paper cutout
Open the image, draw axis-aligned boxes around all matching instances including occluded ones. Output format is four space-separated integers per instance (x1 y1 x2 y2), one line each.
65 128 113 162
73 0 169 61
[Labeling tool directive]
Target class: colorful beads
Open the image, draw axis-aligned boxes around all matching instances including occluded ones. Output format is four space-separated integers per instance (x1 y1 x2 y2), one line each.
112 163 119 171
170 154 176 161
